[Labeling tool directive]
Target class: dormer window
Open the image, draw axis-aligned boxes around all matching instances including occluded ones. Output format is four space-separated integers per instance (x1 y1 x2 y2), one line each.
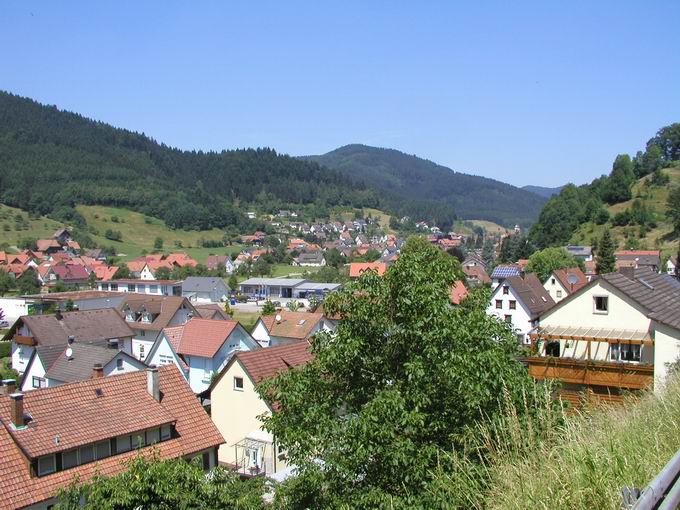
142 313 152 323
125 312 134 322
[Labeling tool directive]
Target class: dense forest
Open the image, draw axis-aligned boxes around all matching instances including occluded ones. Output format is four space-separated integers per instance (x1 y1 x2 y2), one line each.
529 123 680 249
0 91 377 231
304 144 548 228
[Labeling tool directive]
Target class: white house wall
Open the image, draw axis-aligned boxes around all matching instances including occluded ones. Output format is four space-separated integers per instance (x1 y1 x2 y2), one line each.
19 354 47 391
487 285 533 344
652 322 680 389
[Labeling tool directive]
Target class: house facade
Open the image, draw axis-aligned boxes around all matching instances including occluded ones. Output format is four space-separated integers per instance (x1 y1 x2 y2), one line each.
97 279 183 296
209 342 312 478
542 267 587 303
526 271 680 404
147 318 260 394
487 274 554 345
251 311 331 347
239 278 306 300
181 277 231 304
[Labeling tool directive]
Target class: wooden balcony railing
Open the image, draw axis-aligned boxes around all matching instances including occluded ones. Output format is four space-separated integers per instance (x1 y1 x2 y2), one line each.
525 356 654 390
13 335 36 346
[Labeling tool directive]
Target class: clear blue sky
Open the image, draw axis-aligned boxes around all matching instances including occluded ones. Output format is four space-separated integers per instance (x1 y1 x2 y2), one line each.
1 1 679 187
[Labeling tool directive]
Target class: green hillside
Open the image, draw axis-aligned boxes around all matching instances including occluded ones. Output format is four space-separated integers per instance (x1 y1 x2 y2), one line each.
303 144 547 228
571 166 680 255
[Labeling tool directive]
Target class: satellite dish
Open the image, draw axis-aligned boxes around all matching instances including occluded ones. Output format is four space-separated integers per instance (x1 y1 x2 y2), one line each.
275 314 282 323
567 273 580 286
65 347 73 359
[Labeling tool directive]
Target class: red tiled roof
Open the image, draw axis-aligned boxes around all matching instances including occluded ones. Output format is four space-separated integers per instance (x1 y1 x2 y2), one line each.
463 265 491 283
36 239 61 251
165 318 239 358
614 250 660 256
160 325 189 370
260 311 324 340
93 265 119 281
0 366 224 510
552 267 587 294
234 341 313 384
348 262 387 278
449 280 469 305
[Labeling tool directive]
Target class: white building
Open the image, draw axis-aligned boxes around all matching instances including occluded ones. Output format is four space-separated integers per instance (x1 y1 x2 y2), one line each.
181 277 231 304
97 279 183 297
251 310 332 347
147 317 259 394
487 274 555 345
542 267 588 303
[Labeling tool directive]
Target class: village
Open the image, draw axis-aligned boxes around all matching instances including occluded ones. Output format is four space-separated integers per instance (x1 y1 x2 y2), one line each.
2 217 680 508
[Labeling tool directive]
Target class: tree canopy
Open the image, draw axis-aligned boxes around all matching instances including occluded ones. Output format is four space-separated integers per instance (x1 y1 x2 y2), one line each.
525 247 583 282
259 237 539 507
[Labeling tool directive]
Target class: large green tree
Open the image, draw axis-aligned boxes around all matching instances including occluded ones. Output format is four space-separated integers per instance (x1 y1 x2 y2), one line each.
260 237 539 507
57 453 265 509
0 271 15 296
596 230 617 275
667 187 680 234
525 247 583 282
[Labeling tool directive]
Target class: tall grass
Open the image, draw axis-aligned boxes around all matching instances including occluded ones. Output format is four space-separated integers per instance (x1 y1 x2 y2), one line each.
432 378 680 509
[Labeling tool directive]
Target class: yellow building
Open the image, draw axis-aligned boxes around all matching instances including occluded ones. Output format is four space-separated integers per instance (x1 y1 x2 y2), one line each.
209 342 312 478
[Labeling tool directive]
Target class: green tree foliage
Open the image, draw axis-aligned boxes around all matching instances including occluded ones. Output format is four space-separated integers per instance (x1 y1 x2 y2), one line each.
0 92 377 232
113 264 132 280
56 453 265 510
499 233 535 263
525 247 582 282
646 123 680 163
667 186 680 234
324 248 344 268
0 271 15 296
153 237 164 250
16 269 40 295
601 155 635 204
596 230 616 275
228 273 238 292
259 237 539 507
261 300 277 315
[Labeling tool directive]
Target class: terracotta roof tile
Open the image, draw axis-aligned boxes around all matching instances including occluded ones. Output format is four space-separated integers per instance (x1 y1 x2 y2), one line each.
163 318 239 358
260 311 324 340
552 267 587 294
235 341 313 384
348 262 387 278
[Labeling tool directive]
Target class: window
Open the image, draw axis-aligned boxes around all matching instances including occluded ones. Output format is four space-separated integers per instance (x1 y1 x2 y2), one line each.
504 315 512 323
551 278 556 285
556 290 563 298
101 283 109 291
545 341 560 357
611 343 641 362
150 285 158 294
126 312 135 322
502 286 509 295
202 451 211 471
110 283 118 291
62 449 78 469
139 345 145 359
495 299 502 309
161 424 172 440
132 433 145 449
79 445 95 464
96 440 111 460
137 284 146 293
509 300 516 310
146 428 160 445
234 376 244 391
32 376 46 389
594 296 609 313
38 455 56 476
116 358 124 371
128 284 135 292
116 435 131 453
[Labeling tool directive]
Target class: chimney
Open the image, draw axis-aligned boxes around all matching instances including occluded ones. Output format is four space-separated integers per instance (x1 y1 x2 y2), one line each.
55 309 63 321
10 393 24 428
147 365 160 402
92 363 104 379
1 379 16 395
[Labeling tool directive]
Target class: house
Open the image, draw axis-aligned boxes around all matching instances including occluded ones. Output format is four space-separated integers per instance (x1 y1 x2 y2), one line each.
181 277 231 304
195 304 232 320
294 252 326 267
209 342 313 478
348 262 387 278
542 267 588 303
666 256 677 276
147 318 260 394
52 228 73 245
93 264 119 281
489 264 522 288
239 278 307 300
615 250 661 273
292 282 342 300
526 271 680 405
20 340 146 391
44 263 90 288
206 255 235 274
35 239 62 255
97 279 183 296
251 311 330 347
487 274 555 345
0 365 224 510
565 245 593 262
117 295 198 361
463 265 491 286
9 309 135 374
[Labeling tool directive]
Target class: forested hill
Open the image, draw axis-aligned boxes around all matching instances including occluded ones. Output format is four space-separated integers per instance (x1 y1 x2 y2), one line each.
0 91 377 231
522 184 564 198
529 123 680 250
303 144 547 228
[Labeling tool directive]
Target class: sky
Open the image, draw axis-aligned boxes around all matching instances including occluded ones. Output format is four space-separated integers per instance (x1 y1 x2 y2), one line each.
1 1 679 187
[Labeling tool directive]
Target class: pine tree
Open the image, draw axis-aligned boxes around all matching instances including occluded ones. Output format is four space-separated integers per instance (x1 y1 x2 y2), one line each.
596 230 616 274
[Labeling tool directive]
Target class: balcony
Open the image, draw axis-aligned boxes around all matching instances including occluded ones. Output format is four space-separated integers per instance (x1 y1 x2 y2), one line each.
525 356 654 390
13 335 36 346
